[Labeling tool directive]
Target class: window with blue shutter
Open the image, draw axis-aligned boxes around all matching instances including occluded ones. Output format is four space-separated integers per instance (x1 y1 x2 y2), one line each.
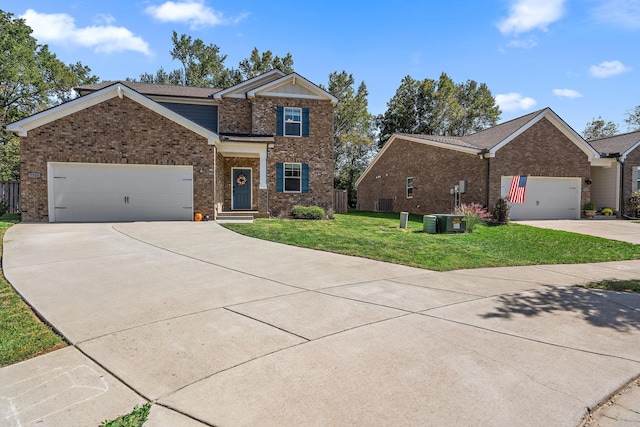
276 106 283 136
276 162 284 192
301 163 309 192
276 162 309 193
302 108 309 137
276 106 309 137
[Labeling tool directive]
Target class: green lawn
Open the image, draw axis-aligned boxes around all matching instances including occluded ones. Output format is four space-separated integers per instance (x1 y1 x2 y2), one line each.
0 216 66 367
223 211 640 271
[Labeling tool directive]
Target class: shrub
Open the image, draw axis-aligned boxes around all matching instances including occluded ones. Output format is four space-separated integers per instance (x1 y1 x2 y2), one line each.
492 198 510 224
626 189 640 218
454 203 491 232
0 200 7 217
291 205 326 219
583 201 596 211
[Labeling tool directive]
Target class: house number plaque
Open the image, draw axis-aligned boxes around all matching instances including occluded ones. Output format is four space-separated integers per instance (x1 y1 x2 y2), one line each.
27 172 41 178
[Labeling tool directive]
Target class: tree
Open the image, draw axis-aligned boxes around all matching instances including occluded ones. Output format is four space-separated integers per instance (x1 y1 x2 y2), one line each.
169 31 234 88
323 71 376 207
130 33 295 89
0 10 98 180
238 48 294 80
376 72 501 148
582 116 619 141
624 105 640 131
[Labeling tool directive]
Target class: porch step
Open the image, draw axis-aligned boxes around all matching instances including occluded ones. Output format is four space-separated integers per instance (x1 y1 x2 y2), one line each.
216 215 254 224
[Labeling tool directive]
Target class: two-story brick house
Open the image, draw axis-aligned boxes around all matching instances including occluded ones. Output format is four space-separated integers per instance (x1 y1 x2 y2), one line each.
6 70 337 222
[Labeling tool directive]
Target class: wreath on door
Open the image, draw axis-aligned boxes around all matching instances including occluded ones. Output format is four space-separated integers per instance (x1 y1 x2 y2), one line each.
236 173 247 186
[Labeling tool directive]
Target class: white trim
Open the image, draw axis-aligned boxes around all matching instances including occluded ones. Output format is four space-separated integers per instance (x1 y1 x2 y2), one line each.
622 139 640 160
283 162 302 193
355 134 479 188
247 73 339 104
406 177 413 199
6 83 220 144
231 167 253 210
148 95 217 106
213 69 285 99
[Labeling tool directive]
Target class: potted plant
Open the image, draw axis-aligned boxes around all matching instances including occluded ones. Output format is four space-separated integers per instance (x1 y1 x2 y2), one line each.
601 207 613 216
583 202 597 219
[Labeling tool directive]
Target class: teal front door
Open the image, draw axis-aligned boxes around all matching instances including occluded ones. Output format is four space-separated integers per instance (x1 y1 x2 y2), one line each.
232 168 251 210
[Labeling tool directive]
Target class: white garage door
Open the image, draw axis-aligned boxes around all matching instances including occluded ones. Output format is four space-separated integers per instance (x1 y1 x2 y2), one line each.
48 163 193 222
501 176 581 220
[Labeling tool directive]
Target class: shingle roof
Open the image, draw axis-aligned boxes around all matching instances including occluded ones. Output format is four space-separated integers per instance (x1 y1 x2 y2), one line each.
589 129 640 155
75 81 221 99
396 133 479 149
396 108 547 151
461 109 545 149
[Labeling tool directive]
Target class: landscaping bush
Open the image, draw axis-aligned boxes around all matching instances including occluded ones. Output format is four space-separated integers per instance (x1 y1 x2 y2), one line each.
492 197 510 224
625 189 640 218
0 200 7 217
454 203 492 232
291 205 326 219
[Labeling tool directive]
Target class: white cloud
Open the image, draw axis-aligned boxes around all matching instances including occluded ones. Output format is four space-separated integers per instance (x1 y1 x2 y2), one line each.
506 36 538 49
20 9 151 56
591 0 640 28
495 93 537 112
497 0 566 35
589 60 631 78
553 88 582 98
145 1 246 29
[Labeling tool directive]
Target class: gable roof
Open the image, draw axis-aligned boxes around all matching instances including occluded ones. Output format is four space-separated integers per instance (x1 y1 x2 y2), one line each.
5 82 219 144
589 129 640 159
75 81 220 99
356 107 599 187
214 71 338 104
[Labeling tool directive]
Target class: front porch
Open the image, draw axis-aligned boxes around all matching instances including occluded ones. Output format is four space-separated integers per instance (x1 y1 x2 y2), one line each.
215 134 274 219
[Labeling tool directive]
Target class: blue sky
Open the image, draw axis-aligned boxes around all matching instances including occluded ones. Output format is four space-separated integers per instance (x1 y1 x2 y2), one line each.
2 0 639 133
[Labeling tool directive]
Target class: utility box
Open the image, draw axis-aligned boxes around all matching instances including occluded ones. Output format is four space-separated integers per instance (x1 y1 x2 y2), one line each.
434 214 466 233
423 215 437 234
399 211 409 229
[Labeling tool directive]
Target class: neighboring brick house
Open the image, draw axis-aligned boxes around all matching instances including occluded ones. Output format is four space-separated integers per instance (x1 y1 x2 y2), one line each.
589 129 640 216
356 108 610 220
6 70 337 222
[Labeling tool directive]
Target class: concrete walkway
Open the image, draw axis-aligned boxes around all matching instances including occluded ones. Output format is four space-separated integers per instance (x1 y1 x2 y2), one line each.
1 222 639 426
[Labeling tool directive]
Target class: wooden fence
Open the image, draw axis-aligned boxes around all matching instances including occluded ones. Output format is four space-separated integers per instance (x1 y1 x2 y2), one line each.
333 189 348 213
0 181 20 214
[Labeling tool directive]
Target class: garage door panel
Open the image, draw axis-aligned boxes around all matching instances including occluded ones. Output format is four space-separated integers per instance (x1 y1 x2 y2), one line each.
501 177 581 220
48 163 193 222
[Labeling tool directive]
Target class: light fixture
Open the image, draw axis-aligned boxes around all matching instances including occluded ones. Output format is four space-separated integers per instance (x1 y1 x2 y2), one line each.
199 168 204 174
585 177 592 185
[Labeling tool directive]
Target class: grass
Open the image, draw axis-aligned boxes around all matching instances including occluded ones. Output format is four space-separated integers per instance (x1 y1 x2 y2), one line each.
101 403 151 427
581 279 640 293
0 214 66 367
223 211 640 272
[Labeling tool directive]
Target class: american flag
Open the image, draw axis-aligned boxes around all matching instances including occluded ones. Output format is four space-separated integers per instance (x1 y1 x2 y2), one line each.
508 175 527 203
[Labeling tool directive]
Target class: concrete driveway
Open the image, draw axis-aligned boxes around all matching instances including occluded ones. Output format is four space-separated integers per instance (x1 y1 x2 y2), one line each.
1 222 640 426
515 219 640 244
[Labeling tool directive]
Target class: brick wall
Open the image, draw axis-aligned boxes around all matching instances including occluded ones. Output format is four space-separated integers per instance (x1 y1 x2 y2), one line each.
218 98 251 134
20 97 214 222
252 97 334 216
357 138 486 215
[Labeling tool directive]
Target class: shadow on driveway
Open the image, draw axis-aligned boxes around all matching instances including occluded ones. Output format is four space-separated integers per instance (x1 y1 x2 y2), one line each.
480 286 640 332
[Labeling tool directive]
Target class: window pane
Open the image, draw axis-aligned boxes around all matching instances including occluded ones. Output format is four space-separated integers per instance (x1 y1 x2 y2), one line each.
285 122 301 136
285 177 301 192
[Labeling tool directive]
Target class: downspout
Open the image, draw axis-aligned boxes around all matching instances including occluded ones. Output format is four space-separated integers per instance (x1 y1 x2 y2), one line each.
617 157 624 217
480 149 490 207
